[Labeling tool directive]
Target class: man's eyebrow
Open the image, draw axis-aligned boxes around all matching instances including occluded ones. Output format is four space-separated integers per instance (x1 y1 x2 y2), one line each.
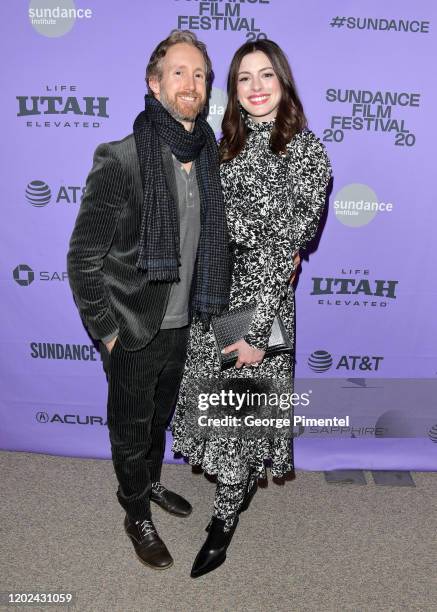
170 63 206 72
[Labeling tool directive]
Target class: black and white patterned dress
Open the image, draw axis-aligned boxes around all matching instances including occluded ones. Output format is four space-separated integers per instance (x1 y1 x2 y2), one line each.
172 117 331 510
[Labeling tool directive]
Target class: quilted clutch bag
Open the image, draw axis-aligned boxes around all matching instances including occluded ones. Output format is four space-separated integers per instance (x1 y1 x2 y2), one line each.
211 303 293 370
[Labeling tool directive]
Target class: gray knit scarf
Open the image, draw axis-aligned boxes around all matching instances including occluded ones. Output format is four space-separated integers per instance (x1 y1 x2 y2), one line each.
133 95 230 320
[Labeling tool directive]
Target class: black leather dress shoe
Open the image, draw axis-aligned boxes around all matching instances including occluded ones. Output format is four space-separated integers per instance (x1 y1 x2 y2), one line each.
124 515 173 570
150 482 192 517
191 515 239 578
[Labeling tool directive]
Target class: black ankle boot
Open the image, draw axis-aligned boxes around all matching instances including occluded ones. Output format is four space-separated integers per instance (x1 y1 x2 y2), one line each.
190 515 239 578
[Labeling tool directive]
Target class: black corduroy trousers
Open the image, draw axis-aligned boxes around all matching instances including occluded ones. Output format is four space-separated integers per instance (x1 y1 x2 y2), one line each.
101 326 189 521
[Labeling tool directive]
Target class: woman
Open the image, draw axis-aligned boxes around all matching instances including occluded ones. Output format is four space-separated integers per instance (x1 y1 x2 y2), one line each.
172 39 332 577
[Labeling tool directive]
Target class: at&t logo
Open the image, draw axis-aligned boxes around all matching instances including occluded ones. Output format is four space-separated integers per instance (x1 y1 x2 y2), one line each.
308 350 384 373
428 424 437 443
26 180 51 207
25 179 85 207
308 350 333 372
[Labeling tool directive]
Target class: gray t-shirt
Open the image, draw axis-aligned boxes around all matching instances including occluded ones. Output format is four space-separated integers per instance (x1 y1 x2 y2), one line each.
160 150 201 329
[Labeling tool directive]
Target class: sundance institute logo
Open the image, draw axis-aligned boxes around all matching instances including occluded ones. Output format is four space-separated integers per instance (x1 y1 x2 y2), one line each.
13 264 34 286
28 0 93 38
334 183 394 227
25 180 51 207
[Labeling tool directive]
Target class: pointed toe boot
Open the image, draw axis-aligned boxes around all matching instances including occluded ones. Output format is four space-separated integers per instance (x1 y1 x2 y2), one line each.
190 515 238 578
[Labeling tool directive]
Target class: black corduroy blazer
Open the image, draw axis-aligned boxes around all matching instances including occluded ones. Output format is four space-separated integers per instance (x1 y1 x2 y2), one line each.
67 134 179 350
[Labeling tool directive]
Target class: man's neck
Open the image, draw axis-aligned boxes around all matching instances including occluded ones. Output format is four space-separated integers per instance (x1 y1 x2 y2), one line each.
181 119 195 132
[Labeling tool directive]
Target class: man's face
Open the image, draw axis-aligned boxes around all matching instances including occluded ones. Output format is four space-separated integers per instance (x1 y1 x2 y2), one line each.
150 42 207 123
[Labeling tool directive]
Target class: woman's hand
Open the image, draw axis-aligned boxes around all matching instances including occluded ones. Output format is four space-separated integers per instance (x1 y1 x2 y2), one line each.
222 339 265 369
289 251 301 284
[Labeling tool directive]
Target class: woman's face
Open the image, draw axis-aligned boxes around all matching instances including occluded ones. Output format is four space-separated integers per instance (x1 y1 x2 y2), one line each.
236 50 282 123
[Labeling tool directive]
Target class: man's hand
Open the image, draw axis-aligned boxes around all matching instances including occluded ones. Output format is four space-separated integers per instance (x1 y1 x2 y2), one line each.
105 336 118 353
290 251 301 284
222 339 265 369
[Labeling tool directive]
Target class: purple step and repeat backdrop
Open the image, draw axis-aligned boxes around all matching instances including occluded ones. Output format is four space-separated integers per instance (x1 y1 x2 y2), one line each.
1 1 436 469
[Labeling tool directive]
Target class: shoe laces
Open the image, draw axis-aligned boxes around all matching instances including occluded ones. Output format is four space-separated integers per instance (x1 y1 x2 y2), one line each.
152 482 166 495
136 519 156 538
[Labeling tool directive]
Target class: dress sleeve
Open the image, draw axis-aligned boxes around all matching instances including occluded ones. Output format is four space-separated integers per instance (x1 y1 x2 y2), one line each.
244 131 332 351
288 130 332 252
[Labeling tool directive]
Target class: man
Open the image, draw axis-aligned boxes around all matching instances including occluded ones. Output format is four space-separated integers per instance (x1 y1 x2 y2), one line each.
67 30 230 570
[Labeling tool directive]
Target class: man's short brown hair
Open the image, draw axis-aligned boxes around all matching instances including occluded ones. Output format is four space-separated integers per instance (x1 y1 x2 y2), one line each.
146 30 213 94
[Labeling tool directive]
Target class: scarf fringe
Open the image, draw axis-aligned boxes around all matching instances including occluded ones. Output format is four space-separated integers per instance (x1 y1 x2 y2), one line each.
145 268 180 282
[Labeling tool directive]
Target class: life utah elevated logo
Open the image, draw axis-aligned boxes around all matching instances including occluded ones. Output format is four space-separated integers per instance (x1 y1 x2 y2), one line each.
311 268 398 309
17 84 109 129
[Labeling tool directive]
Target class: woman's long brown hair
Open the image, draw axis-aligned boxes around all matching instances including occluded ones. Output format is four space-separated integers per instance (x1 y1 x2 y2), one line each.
219 40 307 162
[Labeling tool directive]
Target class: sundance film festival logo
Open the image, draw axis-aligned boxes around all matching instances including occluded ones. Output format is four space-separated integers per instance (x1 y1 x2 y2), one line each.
311 268 398 309
333 184 393 227
308 350 384 373
176 0 271 41
25 180 84 207
28 0 93 38
323 88 419 146
13 264 68 286
17 84 108 129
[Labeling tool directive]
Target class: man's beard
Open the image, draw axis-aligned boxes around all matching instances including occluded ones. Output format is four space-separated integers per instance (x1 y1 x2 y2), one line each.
159 88 205 123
